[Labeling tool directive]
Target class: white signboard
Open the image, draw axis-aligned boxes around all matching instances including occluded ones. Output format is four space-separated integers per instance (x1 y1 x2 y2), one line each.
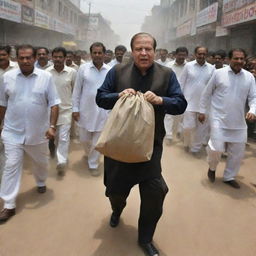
176 20 191 38
0 0 21 23
196 2 218 27
222 1 256 27
216 25 229 37
223 0 255 13
35 9 49 29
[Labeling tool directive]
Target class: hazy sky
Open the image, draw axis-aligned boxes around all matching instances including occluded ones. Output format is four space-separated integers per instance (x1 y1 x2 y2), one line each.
81 0 160 48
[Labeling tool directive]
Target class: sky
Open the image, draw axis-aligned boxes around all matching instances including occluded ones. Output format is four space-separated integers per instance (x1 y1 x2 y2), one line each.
81 0 160 48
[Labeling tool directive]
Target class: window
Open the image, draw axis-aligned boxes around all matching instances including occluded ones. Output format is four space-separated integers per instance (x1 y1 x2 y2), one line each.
63 6 68 20
58 1 62 17
190 0 195 10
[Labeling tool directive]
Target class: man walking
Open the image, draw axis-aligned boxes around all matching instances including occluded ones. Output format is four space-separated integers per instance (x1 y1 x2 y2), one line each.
180 46 215 154
72 42 110 176
108 45 127 67
96 33 187 256
199 48 256 189
0 46 17 180
0 45 59 222
165 47 188 141
35 47 52 70
47 47 76 176
156 48 170 67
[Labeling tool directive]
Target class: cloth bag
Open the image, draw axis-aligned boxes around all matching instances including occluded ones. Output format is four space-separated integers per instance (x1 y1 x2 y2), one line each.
96 92 155 163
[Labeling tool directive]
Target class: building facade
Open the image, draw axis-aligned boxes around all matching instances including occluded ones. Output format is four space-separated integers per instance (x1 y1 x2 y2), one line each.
142 0 256 55
0 0 119 50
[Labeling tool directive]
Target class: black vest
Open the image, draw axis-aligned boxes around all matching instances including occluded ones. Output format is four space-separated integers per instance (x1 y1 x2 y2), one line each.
104 62 174 194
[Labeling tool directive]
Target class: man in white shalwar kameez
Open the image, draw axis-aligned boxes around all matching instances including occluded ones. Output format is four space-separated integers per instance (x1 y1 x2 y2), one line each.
199 49 256 189
72 42 110 176
165 47 188 141
179 46 215 153
0 45 60 222
47 47 77 176
0 46 18 182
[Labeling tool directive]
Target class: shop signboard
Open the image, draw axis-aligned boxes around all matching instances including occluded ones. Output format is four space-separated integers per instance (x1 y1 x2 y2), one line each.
21 4 34 25
176 20 191 38
196 2 218 27
0 0 21 23
223 0 255 13
34 8 49 29
215 25 229 36
19 0 33 8
222 1 256 27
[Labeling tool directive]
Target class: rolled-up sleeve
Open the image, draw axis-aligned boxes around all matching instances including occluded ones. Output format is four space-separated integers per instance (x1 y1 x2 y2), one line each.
162 72 187 115
96 68 119 110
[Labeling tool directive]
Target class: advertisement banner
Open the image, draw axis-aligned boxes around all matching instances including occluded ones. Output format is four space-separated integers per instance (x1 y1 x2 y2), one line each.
34 9 49 29
223 0 255 13
176 20 191 38
222 2 256 27
196 2 218 27
0 0 21 23
216 25 229 36
19 0 33 8
21 4 34 25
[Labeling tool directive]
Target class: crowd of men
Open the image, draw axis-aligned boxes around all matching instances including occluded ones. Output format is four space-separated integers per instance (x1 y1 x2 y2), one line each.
0 32 256 256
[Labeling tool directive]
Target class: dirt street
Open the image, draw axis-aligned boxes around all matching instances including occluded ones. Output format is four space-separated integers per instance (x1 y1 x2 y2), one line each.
0 139 255 256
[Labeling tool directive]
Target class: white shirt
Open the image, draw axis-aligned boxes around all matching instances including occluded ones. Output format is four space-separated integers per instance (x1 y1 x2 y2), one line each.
108 59 120 68
0 61 17 77
167 60 187 82
155 59 170 67
66 62 79 71
72 62 111 132
214 64 228 69
0 68 60 145
35 60 52 70
46 65 76 126
199 66 256 143
179 60 215 112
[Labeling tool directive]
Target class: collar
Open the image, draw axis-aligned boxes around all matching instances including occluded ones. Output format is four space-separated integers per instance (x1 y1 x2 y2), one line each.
194 60 207 67
227 65 244 75
174 59 187 66
89 61 108 71
17 67 40 77
35 60 51 69
49 65 69 73
9 61 17 68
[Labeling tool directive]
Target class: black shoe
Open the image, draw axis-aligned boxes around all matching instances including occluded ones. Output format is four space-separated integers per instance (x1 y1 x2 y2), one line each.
37 186 47 193
224 180 240 189
208 169 215 183
109 213 120 228
139 242 159 256
0 208 16 223
49 139 55 158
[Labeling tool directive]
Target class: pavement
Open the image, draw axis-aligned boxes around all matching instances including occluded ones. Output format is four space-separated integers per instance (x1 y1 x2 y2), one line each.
0 139 256 256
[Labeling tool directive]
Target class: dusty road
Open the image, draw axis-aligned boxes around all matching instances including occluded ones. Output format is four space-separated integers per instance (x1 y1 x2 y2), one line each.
0 139 256 256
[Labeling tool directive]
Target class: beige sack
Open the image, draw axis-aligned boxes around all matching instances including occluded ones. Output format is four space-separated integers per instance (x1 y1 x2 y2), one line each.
96 92 155 163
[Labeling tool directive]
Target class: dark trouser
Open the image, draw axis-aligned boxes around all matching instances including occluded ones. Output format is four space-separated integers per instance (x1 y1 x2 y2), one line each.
109 176 168 244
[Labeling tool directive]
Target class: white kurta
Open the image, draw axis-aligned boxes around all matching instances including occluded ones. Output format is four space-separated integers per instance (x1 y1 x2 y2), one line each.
155 59 170 67
108 59 120 68
46 65 76 126
72 62 111 132
199 66 256 143
167 60 187 82
0 68 60 145
180 60 215 112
